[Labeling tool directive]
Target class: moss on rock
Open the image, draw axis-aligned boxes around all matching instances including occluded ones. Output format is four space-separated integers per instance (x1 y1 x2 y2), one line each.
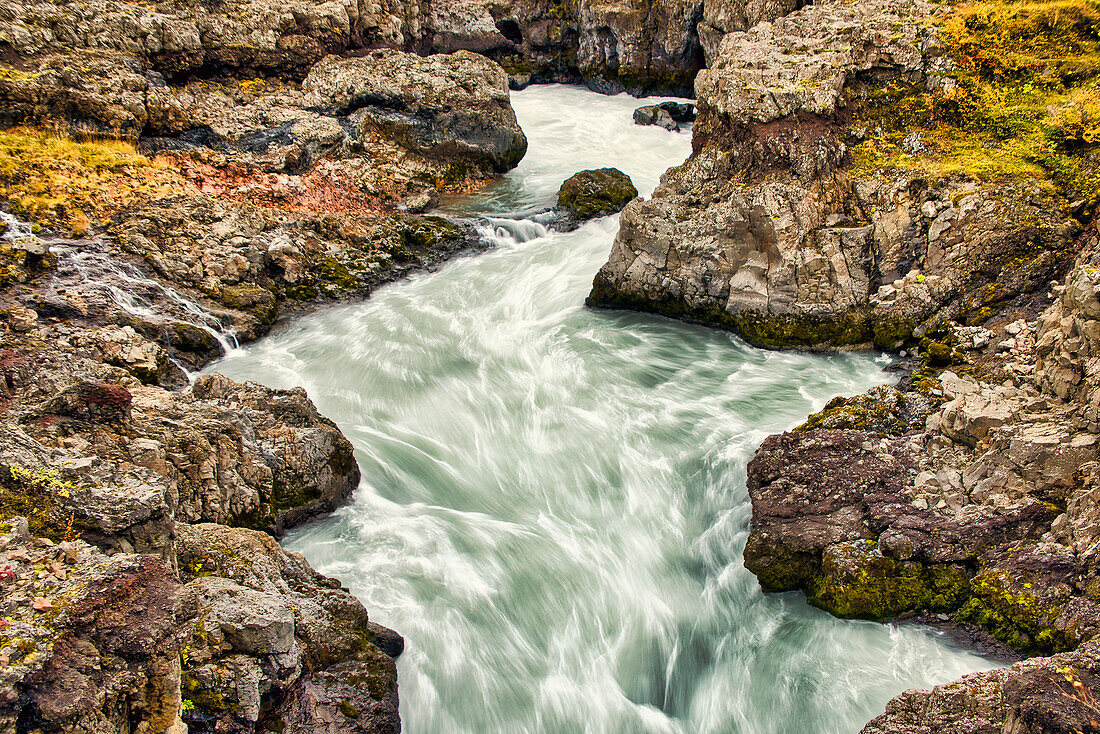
558 168 638 220
797 386 931 436
220 284 277 327
958 562 1072 655
809 540 970 620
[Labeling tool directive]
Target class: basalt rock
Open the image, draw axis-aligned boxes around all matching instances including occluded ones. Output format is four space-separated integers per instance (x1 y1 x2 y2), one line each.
2 338 359 538
175 523 402 733
0 517 403 734
108 197 476 340
588 0 1078 351
633 101 696 131
862 639 1100 734
742 228 1100 728
0 522 189 734
0 0 721 99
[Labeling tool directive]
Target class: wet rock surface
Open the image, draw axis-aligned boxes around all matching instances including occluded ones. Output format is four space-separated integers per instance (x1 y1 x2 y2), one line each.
633 101 696 131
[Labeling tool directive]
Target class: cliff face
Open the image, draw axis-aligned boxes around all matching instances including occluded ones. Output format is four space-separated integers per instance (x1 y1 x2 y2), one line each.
590 0 1087 351
0 0 749 105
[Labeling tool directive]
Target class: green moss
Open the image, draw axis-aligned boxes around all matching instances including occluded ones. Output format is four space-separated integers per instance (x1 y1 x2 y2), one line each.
314 255 359 291
402 216 461 253
285 285 319 301
957 566 1070 655
557 168 638 220
744 535 822 592
219 284 277 326
181 671 237 715
870 314 917 351
0 464 85 540
0 242 56 288
919 323 969 368
337 701 359 718
797 386 925 436
808 541 970 620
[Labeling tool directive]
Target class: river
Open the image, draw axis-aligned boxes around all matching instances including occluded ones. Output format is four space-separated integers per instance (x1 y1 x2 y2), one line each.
206 85 998 734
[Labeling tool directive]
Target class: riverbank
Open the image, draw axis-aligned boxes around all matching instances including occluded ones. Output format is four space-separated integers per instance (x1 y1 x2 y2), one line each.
0 17 536 730
2 0 1097 731
587 0 1100 729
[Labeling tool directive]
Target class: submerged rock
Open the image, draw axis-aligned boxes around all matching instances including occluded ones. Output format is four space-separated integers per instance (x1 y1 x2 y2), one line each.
557 168 639 221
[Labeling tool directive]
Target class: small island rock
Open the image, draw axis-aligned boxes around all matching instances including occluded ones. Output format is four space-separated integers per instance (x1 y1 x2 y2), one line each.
557 168 639 221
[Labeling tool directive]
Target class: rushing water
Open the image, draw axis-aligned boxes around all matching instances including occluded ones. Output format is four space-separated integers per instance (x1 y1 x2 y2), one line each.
207 86 998 733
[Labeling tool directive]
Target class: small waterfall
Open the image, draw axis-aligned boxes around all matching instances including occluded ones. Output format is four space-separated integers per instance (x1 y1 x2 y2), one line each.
57 247 239 356
476 216 551 247
1 211 41 247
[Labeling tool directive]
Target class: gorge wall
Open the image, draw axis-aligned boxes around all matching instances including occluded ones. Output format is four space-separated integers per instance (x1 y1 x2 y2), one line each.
3 0 1100 729
589 0 1100 730
0 1 544 729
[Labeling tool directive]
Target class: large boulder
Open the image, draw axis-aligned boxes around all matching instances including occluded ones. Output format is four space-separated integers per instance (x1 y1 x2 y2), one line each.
302 49 528 174
557 168 639 221
3 343 360 537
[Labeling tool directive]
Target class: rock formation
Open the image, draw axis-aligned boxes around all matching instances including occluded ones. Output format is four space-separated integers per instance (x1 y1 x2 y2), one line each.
633 101 696 132
589 0 1081 351
557 168 639 221
586 0 1100 729
0 1 554 732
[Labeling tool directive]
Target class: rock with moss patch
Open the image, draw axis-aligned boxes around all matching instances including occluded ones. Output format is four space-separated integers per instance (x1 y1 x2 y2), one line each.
557 168 638 221
220 284 277 329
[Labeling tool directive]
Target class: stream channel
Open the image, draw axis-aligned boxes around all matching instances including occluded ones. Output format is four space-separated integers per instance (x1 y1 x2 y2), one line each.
205 85 1000 734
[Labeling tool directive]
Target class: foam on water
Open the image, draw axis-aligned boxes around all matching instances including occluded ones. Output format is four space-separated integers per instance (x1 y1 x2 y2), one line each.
207 86 999 733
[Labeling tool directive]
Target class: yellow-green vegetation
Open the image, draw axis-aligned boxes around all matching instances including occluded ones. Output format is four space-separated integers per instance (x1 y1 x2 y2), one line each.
796 385 927 435
0 241 55 287
958 564 1070 655
810 541 971 620
851 0 1100 213
0 464 82 540
0 127 193 233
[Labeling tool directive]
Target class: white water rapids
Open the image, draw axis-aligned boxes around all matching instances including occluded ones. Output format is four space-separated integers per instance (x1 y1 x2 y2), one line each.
206 85 998 733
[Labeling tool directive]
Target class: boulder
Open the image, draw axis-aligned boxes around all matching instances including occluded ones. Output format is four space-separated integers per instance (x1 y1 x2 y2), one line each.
557 168 639 221
633 101 696 131
303 49 528 174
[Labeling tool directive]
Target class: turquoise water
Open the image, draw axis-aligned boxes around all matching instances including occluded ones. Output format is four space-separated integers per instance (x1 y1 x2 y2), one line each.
206 85 998 734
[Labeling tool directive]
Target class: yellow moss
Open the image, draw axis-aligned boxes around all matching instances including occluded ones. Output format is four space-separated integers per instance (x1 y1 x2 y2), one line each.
0 128 194 233
850 0 1100 210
